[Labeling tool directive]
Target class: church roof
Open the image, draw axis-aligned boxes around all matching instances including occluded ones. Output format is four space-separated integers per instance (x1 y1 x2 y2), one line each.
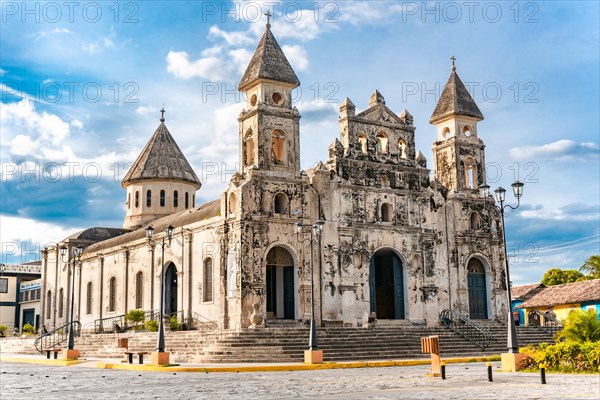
121 119 201 188
84 199 221 254
429 63 484 124
238 23 300 91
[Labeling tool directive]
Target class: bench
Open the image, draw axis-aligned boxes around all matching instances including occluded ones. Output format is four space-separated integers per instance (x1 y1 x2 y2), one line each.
45 348 61 359
124 351 148 364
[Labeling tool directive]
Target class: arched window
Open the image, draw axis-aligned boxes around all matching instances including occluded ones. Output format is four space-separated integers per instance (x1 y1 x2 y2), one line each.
109 277 116 312
381 202 393 222
250 94 257 107
381 176 389 188
358 133 367 154
271 130 286 165
135 191 139 208
398 139 407 159
58 288 64 318
192 194 195 207
146 190 152 207
465 157 477 189
86 282 93 315
185 192 189 209
376 132 388 154
274 192 289 214
229 193 237 215
272 92 283 105
245 130 254 166
159 190 165 207
442 127 450 139
463 125 472 137
203 258 213 302
174 191 178 207
127 193 131 209
135 271 143 309
470 212 481 230
46 290 52 319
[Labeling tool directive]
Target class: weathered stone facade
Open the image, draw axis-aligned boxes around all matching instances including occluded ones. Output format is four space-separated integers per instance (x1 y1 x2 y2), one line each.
41 24 508 332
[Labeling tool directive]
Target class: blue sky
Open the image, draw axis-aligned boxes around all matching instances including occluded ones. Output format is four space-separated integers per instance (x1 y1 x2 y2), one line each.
1 0 598 284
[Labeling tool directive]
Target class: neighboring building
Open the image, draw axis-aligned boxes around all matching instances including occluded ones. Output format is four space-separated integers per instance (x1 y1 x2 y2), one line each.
511 283 545 326
41 21 509 332
517 279 600 325
0 262 42 333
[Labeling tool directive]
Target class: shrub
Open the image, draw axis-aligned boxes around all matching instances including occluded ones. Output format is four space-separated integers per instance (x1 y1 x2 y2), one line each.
170 315 180 331
22 323 35 334
0 325 7 336
520 341 600 372
556 309 600 343
145 319 158 332
125 309 145 325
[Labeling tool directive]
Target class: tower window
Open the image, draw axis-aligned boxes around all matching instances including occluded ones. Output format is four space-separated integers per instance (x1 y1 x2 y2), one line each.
174 191 178 207
272 130 286 165
192 194 195 206
160 190 165 207
272 92 283 105
442 127 450 139
229 193 237 214
470 212 481 230
358 134 367 154
146 190 152 207
381 202 393 222
128 193 131 209
245 130 254 166
135 271 143 309
465 157 477 189
274 192 289 214
250 94 257 107
376 132 388 154
398 139 407 159
463 126 472 137
185 192 189 208
135 191 139 208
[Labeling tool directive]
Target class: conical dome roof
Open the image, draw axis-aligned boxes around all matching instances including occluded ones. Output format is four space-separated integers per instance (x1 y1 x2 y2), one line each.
430 63 484 124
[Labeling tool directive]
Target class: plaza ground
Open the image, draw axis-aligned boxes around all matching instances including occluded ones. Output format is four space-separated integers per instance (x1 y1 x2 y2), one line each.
1 358 598 399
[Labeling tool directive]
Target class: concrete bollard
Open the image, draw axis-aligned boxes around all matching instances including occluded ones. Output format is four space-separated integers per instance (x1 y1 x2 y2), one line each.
540 363 546 384
441 362 446 380
487 362 493 382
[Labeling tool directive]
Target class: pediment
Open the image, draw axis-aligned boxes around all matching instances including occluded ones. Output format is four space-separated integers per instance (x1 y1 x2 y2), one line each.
356 104 405 125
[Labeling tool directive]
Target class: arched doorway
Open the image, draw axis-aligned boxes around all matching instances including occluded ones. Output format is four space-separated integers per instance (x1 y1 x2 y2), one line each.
467 257 488 319
369 249 405 319
164 263 178 315
266 246 295 319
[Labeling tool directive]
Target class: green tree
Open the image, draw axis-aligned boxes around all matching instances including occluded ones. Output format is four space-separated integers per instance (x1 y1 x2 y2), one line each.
556 309 600 343
580 255 600 279
541 268 584 286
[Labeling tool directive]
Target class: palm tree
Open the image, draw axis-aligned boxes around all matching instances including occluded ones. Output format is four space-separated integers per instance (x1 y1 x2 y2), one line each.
556 309 600 343
579 255 600 279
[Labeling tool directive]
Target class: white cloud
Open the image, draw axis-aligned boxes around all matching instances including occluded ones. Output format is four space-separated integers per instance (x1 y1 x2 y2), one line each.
1 100 70 147
135 106 158 115
509 139 600 161
7 135 40 155
0 214 84 255
0 68 6 76
28 27 74 42
82 42 99 53
166 49 233 81
282 45 308 71
228 48 253 74
70 120 84 129
209 26 254 46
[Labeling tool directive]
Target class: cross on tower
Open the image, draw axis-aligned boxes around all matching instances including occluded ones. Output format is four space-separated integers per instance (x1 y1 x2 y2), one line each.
264 11 271 27
160 107 166 122
451 55 456 70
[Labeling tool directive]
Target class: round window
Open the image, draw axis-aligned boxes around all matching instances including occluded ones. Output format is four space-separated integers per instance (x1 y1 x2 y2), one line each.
272 92 283 105
250 94 257 107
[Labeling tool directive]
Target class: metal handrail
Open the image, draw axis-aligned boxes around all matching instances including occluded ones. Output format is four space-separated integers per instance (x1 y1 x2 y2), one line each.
164 310 218 332
94 310 160 334
528 309 563 335
34 321 81 353
440 309 491 350
94 309 217 334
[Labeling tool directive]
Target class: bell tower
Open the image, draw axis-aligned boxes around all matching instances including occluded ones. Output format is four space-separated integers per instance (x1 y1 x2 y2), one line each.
237 14 301 177
431 57 486 193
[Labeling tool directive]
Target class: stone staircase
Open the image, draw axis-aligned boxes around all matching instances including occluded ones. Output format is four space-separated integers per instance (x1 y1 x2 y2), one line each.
1 323 557 363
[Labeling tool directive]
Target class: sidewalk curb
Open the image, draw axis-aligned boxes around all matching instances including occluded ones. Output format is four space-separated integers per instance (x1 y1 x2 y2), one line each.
1 354 501 373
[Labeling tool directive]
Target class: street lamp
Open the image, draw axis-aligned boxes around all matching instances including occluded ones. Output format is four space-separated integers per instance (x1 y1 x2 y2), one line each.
146 224 174 356
479 180 524 354
295 219 324 361
59 244 83 352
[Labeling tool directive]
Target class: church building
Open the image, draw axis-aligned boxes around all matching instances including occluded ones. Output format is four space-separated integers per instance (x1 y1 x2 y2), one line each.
40 21 508 332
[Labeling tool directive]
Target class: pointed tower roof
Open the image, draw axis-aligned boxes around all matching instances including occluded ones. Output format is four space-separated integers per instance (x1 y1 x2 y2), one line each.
429 58 484 124
121 111 200 189
238 21 300 91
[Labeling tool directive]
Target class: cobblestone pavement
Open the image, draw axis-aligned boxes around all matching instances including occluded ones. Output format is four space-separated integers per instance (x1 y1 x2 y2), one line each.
1 361 598 400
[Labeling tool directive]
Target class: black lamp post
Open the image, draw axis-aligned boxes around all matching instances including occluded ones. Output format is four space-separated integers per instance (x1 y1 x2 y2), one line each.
59 244 83 351
479 180 524 354
295 219 324 352
145 224 174 353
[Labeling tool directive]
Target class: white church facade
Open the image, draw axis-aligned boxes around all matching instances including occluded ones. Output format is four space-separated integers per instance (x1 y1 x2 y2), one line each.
40 22 509 332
